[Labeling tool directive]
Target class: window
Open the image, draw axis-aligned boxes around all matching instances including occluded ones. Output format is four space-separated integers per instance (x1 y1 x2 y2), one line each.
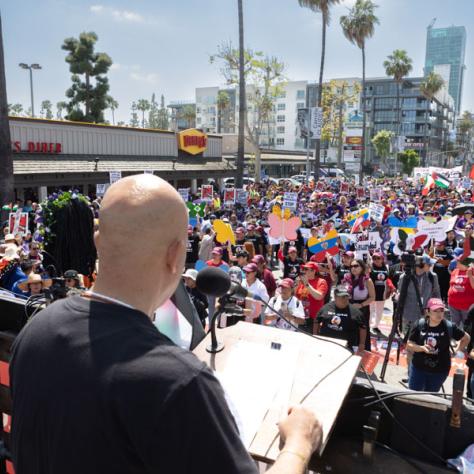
277 115 285 122
196 117 201 124
276 138 285 146
277 91 286 99
294 138 305 148
296 90 305 100
277 126 285 134
296 102 305 109
277 103 286 111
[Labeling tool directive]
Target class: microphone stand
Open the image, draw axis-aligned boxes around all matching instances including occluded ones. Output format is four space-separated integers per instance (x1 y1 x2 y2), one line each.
207 294 231 353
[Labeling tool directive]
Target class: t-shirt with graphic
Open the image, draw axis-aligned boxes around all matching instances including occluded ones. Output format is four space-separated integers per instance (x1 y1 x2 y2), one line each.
186 234 200 265
316 302 365 347
335 265 351 285
283 256 304 280
370 265 389 301
409 319 464 373
295 277 328 319
448 268 474 311
265 295 305 331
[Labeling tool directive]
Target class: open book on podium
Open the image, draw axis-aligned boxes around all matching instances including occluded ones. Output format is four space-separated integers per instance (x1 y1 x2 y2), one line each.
193 321 361 463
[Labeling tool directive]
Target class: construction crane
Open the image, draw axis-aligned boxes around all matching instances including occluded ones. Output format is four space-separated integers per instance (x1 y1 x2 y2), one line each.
428 18 436 29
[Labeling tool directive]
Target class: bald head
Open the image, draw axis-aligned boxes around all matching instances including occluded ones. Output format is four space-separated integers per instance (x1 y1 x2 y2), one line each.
94 174 188 315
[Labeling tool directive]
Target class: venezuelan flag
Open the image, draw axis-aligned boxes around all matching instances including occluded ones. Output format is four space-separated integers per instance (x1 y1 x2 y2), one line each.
308 230 339 262
347 208 369 228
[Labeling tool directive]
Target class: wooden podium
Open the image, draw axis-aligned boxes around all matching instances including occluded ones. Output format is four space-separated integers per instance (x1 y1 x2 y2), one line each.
193 322 361 464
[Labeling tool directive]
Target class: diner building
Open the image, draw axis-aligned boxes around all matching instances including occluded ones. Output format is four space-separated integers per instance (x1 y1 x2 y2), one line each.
9 117 233 201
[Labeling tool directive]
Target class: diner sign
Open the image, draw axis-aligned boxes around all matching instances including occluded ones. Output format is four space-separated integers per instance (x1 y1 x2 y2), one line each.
178 128 208 155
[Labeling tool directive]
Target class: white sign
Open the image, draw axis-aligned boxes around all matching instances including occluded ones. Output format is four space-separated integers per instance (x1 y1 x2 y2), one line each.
368 232 383 251
96 183 109 196
310 107 323 139
369 188 382 202
417 217 457 241
413 166 462 181
109 171 122 184
143 170 154 175
369 203 385 223
283 192 298 211
178 188 189 202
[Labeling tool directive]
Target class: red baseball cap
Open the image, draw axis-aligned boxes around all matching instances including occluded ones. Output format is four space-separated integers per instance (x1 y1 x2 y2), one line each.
426 298 445 311
211 247 223 256
302 261 319 272
243 263 258 273
252 254 265 264
278 278 294 289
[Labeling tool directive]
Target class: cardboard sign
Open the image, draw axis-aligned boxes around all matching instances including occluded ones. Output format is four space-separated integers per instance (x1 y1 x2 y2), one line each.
369 203 385 223
356 187 365 198
96 183 109 196
283 192 298 211
268 213 301 242
369 188 382 202
178 188 189 202
340 182 349 194
368 232 383 251
236 189 248 205
8 212 28 235
201 185 213 202
109 171 122 184
224 188 236 206
213 220 236 245
417 217 457 241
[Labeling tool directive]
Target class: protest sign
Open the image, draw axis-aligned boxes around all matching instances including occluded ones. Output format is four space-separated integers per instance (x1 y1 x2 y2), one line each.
340 182 349 194
236 189 248 205
369 203 385 223
356 187 365 198
96 183 109 196
268 213 301 242
417 217 457 241
299 228 311 242
369 188 382 202
354 232 370 258
201 185 213 202
307 230 339 262
283 192 298 211
143 170 154 175
224 188 236 206
9 212 28 235
213 219 236 245
109 171 122 184
368 232 383 251
178 188 189 202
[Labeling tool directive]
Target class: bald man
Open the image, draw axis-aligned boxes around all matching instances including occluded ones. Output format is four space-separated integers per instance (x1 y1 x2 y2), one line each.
10 175 321 474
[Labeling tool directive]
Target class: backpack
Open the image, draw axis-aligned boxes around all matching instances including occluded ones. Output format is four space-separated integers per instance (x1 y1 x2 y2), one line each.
418 317 454 353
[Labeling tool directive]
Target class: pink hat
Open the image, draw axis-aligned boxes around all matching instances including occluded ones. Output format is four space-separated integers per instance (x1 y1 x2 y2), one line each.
372 251 384 259
243 263 258 273
211 247 223 256
426 298 445 311
302 261 319 272
278 278 294 289
252 254 265 264
236 227 245 233
288 246 297 253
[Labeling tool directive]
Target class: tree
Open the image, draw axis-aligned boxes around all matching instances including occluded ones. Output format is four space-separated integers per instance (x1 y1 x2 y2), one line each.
148 93 159 128
157 94 169 130
62 31 113 123
371 129 394 170
457 110 474 169
106 96 118 125
340 0 379 180
130 101 139 127
298 0 341 178
8 103 23 116
320 80 361 167
217 90 230 133
383 49 413 171
419 72 444 166
136 99 150 128
181 104 196 129
56 101 67 119
398 149 420 175
0 13 14 208
40 100 53 119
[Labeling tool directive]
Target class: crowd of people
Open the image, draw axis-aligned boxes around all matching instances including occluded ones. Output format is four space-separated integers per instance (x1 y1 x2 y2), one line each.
1 174 474 396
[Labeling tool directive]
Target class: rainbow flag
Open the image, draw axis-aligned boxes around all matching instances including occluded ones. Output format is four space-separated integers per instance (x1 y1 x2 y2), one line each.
307 230 339 262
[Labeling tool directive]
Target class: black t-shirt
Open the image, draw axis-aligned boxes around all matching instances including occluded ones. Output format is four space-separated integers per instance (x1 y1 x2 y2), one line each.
10 296 257 474
370 265 389 301
335 264 351 285
283 256 304 280
409 318 464 373
245 234 262 253
186 234 200 264
433 248 452 273
388 263 404 289
317 302 365 347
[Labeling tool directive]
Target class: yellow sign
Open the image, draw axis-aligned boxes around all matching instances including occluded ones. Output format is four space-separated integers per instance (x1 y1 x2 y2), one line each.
178 129 208 155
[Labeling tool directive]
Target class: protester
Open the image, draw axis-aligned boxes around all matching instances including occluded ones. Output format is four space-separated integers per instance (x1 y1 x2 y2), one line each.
447 254 474 327
430 240 452 301
369 252 389 336
283 246 304 280
265 278 305 331
242 263 269 309
17 273 52 297
252 254 276 298
198 226 214 262
64 269 84 290
182 268 208 327
315 285 367 353
185 225 200 269
407 298 470 392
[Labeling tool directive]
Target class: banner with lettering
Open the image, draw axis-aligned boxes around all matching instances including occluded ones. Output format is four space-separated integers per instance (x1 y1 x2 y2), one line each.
201 185 213 202
224 188 236 206
8 212 29 235
178 188 189 202
283 192 298 211
109 171 122 184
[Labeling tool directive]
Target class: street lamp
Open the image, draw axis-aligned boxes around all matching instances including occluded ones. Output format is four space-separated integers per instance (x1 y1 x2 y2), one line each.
19 63 41 117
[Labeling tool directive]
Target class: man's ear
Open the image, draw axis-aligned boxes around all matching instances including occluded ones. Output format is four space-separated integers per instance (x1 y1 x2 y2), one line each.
166 239 185 275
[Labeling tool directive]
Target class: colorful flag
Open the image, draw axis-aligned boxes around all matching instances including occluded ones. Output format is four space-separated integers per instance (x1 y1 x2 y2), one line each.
432 172 450 189
307 230 339 262
469 164 474 180
422 174 434 196
346 209 369 228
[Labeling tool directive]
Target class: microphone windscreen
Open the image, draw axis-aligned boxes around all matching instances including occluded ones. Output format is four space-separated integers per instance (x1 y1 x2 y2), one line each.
196 267 231 297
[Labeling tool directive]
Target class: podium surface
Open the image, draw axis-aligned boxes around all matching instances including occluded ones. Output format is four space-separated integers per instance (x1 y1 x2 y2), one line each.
193 322 361 463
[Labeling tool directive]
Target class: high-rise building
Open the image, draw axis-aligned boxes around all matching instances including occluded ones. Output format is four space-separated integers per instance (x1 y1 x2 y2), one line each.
424 23 466 114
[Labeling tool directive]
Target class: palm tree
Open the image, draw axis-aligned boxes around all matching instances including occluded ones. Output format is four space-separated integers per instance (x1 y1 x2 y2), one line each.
298 0 341 178
383 49 413 173
340 0 378 181
136 99 150 128
419 72 444 166
216 90 230 133
56 101 67 119
236 0 246 188
106 97 119 125
181 104 196 129
0 14 14 211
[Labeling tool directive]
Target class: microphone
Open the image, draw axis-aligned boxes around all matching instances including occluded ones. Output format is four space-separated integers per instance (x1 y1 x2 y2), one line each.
196 267 263 301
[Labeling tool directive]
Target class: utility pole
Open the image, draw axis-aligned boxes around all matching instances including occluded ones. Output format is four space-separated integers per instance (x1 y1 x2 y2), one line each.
0 13 14 210
236 0 246 188
19 62 41 117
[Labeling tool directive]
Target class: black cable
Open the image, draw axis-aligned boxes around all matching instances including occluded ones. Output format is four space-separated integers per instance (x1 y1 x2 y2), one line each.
374 441 428 474
363 390 473 407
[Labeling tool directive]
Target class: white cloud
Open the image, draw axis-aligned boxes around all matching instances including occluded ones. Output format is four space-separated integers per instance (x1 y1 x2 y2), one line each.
110 63 121 71
130 72 159 84
90 4 104 13
90 5 145 23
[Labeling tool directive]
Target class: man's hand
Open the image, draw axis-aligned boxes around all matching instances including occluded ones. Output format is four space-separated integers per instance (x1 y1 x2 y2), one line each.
277 405 322 462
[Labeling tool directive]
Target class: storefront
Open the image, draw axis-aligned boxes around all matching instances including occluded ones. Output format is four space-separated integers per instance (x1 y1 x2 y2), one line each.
9 117 234 201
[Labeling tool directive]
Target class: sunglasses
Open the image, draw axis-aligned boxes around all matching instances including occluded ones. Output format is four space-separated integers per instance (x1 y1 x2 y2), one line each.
351 264 361 268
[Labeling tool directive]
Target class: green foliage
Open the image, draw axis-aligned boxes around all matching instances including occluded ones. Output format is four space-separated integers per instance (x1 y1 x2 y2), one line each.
383 49 413 83
62 31 114 123
136 99 150 128
372 129 394 164
340 0 379 50
40 100 53 119
106 96 118 124
56 101 67 119
180 105 196 129
148 93 169 130
398 149 420 175
420 72 444 100
157 94 169 130
8 103 23 116
129 101 139 127
298 0 341 24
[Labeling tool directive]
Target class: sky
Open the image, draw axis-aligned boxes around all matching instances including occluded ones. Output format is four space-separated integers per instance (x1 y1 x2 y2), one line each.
2 0 474 124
